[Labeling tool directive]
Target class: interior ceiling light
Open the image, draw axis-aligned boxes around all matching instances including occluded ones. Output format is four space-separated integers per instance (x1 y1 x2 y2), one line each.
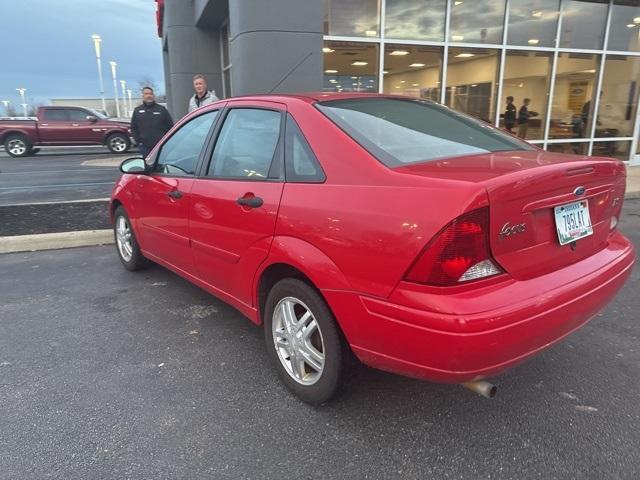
528 38 540 45
454 1 463 5
451 35 464 41
627 24 636 28
532 10 543 18
390 50 409 56
365 30 377 37
634 16 640 24
409 63 426 67
324 69 338 73
455 53 475 58
352 61 368 66
323 47 335 53
383 70 389 74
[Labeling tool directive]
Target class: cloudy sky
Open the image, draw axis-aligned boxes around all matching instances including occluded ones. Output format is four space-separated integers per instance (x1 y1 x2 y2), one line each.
0 0 164 106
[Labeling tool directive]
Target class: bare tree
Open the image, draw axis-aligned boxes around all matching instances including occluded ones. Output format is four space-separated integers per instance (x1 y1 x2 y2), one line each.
137 75 159 93
27 102 45 117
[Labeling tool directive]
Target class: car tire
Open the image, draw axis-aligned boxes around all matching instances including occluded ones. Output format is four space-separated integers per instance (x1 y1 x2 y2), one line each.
106 133 131 154
4 134 32 158
264 278 344 405
113 206 149 271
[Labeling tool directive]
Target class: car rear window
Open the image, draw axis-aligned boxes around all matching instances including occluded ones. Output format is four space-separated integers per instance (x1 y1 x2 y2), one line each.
316 97 534 167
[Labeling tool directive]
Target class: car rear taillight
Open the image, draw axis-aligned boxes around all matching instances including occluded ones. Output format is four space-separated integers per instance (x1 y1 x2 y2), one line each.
404 207 502 286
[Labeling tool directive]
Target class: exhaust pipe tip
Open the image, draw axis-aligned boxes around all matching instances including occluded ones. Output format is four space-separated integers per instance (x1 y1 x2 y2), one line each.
462 380 497 399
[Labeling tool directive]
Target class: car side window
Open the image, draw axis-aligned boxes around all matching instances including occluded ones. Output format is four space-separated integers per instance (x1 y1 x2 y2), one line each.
154 110 218 176
285 114 325 183
208 108 282 180
43 109 68 121
68 109 89 122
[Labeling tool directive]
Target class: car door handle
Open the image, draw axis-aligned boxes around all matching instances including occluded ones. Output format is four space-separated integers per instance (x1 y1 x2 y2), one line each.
167 190 183 199
236 196 263 208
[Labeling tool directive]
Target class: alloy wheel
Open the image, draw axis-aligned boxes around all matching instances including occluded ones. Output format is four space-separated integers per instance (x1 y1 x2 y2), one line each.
115 215 133 262
272 297 325 386
7 139 27 156
110 136 127 152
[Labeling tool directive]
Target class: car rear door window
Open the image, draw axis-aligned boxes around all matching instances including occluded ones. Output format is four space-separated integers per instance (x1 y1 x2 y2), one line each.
154 110 218 176
208 108 282 180
285 114 325 183
43 109 69 121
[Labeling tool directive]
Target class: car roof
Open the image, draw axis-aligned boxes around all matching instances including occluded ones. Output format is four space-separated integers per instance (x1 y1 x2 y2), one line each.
224 92 400 105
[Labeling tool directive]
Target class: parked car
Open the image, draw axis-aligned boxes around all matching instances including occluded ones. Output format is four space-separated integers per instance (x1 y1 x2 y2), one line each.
0 106 132 157
110 93 635 404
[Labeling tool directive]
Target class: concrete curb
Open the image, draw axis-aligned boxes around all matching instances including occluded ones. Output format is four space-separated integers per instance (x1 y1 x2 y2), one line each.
0 229 113 254
625 191 640 200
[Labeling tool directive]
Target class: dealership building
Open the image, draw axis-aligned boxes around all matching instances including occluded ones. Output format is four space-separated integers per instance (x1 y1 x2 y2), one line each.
156 0 640 164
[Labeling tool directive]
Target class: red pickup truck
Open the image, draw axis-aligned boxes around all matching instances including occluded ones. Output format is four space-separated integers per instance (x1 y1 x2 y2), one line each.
0 106 133 157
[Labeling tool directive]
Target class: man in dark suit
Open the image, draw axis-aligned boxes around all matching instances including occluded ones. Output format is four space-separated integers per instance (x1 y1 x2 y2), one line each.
130 86 174 158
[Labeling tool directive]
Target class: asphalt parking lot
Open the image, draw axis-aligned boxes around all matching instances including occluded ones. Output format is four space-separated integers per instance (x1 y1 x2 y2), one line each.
0 148 127 206
1 200 639 479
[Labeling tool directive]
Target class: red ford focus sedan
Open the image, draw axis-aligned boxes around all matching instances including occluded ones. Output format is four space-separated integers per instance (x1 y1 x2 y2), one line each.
110 93 634 404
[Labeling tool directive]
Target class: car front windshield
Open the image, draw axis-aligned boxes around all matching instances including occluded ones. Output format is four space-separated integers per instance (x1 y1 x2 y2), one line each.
316 97 534 167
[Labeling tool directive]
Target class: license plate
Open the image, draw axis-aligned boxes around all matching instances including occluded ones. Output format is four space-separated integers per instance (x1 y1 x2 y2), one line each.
554 200 593 246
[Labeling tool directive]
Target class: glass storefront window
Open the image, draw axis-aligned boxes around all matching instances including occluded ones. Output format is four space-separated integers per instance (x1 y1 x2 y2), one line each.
323 41 379 92
595 55 640 138
559 0 608 50
507 0 560 48
549 53 600 139
608 1 640 52
320 0 640 162
449 0 506 45
446 48 499 122
546 142 588 155
382 44 442 99
502 51 553 140
324 0 380 37
384 0 446 41
593 140 632 161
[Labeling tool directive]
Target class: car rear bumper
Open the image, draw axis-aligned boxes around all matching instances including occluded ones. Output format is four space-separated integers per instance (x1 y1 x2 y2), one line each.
323 232 635 383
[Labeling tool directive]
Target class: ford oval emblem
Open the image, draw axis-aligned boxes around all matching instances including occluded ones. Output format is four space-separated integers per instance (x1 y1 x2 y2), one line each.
574 186 586 196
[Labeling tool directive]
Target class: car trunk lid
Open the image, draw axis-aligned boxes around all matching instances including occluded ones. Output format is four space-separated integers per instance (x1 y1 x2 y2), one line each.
394 150 627 280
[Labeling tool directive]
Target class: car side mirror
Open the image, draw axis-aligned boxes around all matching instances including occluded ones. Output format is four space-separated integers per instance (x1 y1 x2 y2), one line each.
120 157 148 174
86 115 97 123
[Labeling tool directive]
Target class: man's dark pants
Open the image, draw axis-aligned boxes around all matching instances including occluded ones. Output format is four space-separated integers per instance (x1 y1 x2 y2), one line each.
138 143 151 158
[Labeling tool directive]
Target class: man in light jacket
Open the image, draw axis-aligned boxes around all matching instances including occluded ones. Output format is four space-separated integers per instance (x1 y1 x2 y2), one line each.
188 74 219 113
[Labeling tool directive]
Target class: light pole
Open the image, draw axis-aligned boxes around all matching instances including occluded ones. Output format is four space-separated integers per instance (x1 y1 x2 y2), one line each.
120 79 128 116
91 34 107 113
127 89 133 115
16 88 28 117
109 61 120 117
1 100 9 116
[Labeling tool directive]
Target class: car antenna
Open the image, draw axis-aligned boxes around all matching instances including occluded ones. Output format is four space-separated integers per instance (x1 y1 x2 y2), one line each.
267 51 314 94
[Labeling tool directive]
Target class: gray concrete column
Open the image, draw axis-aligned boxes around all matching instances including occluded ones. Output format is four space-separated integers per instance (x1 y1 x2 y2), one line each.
228 0 324 96
162 44 172 113
163 0 223 119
